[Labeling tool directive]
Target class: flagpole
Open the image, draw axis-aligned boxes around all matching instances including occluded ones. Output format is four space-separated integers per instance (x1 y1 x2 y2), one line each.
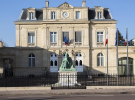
117 28 119 86
107 28 108 86
127 27 129 86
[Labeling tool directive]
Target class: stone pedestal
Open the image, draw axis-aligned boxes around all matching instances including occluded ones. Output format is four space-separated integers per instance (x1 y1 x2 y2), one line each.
57 71 77 86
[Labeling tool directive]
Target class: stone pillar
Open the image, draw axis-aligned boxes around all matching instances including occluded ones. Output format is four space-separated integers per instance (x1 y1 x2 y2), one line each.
69 27 74 46
43 24 47 48
16 25 20 47
45 0 49 7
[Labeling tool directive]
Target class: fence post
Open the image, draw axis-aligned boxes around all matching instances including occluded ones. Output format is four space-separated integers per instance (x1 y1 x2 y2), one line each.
68 75 69 89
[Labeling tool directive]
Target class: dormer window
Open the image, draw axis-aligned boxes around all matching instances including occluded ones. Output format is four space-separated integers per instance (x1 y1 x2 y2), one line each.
26 7 36 20
29 12 34 20
98 12 102 19
51 12 55 19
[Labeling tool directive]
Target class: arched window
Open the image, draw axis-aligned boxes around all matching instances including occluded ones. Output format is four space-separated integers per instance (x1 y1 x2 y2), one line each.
50 53 58 67
75 53 83 67
97 53 104 66
76 60 78 66
28 53 35 67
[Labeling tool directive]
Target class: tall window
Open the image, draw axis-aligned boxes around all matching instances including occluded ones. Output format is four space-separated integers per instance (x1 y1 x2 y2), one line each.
50 32 57 43
51 12 55 19
97 32 103 42
28 32 35 44
97 53 104 66
75 31 82 42
98 12 102 19
76 11 80 19
29 12 34 20
63 32 69 42
29 54 35 67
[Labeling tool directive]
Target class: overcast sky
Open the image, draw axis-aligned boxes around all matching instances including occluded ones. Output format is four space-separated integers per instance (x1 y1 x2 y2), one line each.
0 0 135 47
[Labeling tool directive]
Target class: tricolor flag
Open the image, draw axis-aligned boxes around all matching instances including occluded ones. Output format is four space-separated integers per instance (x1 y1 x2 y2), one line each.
105 29 108 46
64 37 69 46
125 33 127 46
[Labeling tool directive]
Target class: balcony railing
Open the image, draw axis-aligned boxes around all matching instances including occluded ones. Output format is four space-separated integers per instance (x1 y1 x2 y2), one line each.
75 42 82 46
97 42 104 46
50 43 57 46
28 43 35 46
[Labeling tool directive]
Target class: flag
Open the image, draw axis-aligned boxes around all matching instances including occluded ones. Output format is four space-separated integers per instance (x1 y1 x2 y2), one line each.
64 36 68 46
125 33 127 46
115 31 117 46
105 29 108 46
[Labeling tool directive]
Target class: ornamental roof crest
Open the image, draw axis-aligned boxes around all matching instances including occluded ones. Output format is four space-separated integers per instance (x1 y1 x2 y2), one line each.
58 2 74 8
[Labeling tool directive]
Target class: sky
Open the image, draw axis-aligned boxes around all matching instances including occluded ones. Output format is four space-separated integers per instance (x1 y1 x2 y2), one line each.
0 0 135 47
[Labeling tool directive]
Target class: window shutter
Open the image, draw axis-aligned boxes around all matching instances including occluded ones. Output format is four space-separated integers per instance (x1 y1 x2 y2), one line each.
75 32 81 42
63 32 69 41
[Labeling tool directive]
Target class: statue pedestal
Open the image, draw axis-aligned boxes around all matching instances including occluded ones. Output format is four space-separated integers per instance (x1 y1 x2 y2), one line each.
57 71 77 86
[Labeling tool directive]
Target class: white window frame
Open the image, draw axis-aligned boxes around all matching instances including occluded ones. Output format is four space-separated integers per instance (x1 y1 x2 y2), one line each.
29 12 34 20
50 53 58 67
50 32 57 43
98 12 102 19
76 11 80 19
51 12 56 19
28 35 35 43
28 54 35 67
97 53 104 66
97 32 103 42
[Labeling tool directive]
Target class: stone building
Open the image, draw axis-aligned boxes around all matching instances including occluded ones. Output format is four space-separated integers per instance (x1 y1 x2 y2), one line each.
0 0 135 76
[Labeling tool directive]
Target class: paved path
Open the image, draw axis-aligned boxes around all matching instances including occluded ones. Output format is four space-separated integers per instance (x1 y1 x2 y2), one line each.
1 94 135 100
1 89 135 96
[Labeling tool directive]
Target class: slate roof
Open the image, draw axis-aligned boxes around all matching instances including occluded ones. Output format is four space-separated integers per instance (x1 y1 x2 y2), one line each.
15 7 116 22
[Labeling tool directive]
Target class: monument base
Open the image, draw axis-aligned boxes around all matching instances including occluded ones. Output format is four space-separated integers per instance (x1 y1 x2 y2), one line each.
55 71 78 86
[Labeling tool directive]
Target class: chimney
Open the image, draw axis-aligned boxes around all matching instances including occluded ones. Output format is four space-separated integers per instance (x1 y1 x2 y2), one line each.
46 0 49 7
0 41 3 47
82 0 86 7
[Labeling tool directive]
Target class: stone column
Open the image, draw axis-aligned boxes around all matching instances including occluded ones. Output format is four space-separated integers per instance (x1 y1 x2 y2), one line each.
69 27 74 46
15 25 20 47
43 24 47 48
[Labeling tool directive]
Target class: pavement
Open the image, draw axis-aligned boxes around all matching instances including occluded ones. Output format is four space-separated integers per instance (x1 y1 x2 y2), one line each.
1 89 135 96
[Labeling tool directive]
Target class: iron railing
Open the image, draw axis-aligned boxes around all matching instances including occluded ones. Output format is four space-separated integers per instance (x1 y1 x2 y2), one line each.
0 74 135 89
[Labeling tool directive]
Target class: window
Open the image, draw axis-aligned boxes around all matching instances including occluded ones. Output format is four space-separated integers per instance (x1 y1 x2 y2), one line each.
28 32 35 46
29 54 35 67
76 11 80 19
63 32 69 42
98 12 102 19
97 53 104 66
50 53 58 67
97 32 103 42
29 12 34 20
51 12 55 19
75 31 82 42
50 32 57 42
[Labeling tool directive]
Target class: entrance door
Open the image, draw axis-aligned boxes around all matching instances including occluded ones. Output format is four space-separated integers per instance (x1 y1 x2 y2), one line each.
50 53 58 72
75 53 83 72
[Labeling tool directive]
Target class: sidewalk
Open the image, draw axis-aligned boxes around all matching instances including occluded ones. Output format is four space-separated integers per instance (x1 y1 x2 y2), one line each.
1 89 135 96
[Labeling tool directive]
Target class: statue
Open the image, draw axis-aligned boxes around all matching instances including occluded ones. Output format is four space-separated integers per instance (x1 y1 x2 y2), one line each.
59 52 76 71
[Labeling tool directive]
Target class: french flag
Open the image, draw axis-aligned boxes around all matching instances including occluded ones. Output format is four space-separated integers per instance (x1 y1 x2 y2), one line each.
125 33 127 46
64 37 69 46
105 29 108 46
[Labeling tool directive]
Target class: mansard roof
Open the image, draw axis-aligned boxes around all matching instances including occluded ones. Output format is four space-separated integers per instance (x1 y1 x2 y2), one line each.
15 7 115 22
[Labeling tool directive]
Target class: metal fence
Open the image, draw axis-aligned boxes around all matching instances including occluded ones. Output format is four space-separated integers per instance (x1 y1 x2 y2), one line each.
0 74 135 89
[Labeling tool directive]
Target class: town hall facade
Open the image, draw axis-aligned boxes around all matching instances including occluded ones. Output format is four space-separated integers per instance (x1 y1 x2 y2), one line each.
0 0 135 76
